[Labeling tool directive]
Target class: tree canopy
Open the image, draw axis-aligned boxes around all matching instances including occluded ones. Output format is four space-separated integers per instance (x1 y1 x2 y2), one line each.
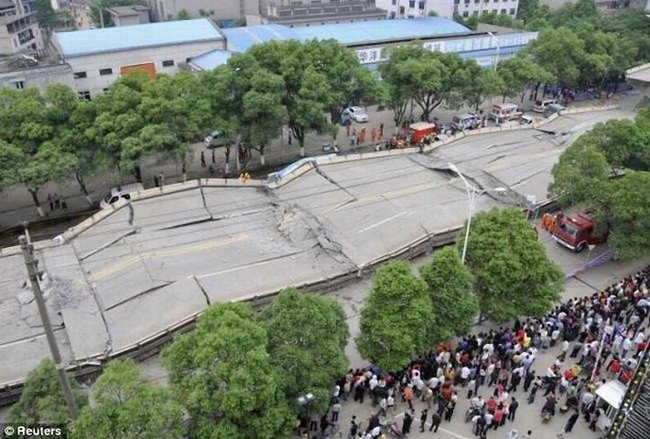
458 208 564 322
261 288 349 415
7 359 87 426
70 360 184 439
550 108 650 259
356 261 433 372
419 247 479 344
162 302 294 439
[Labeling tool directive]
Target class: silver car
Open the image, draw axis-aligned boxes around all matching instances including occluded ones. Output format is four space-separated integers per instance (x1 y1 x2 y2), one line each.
342 106 369 123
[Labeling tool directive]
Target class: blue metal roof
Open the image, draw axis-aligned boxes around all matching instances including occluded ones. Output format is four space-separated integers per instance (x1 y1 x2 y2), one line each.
55 18 224 58
189 49 233 71
222 25 297 53
293 18 470 46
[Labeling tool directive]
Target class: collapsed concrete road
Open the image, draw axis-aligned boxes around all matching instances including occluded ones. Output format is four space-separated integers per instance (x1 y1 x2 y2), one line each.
0 106 631 403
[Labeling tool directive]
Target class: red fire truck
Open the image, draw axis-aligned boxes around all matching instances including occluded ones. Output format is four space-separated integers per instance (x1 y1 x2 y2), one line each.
551 211 608 252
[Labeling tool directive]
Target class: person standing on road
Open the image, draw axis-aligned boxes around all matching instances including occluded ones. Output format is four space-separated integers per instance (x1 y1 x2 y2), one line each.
402 410 414 434
402 384 415 410
348 416 359 439
429 411 441 433
564 408 580 433
508 397 519 421
201 151 206 167
419 408 428 432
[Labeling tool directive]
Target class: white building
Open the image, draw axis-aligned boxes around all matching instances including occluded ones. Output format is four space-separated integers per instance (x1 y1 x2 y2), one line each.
0 0 42 55
52 18 225 98
375 0 519 20
147 0 261 23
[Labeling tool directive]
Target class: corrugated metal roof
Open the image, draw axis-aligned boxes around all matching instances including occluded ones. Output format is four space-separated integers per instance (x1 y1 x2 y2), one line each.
189 49 233 71
293 18 470 46
54 18 224 58
221 24 297 53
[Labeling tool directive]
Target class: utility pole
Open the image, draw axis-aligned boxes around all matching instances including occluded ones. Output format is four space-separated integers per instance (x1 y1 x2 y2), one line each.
19 234 79 420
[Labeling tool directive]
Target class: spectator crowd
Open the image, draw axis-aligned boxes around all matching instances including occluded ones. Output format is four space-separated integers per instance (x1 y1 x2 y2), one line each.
302 267 649 439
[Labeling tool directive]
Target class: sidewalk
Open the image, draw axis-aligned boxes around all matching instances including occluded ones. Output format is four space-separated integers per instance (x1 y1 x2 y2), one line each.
0 92 624 232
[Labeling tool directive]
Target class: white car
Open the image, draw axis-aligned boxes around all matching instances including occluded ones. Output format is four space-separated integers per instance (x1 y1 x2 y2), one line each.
342 106 369 123
204 130 228 148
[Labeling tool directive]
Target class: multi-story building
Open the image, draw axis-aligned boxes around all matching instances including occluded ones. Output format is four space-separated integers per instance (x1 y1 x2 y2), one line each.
260 0 386 26
146 0 261 23
376 0 519 20
0 0 42 55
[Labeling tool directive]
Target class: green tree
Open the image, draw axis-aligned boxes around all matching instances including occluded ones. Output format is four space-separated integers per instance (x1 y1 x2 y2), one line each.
0 140 26 191
458 208 564 322
496 56 553 103
8 359 87 426
0 87 77 215
246 40 337 156
261 288 348 415
549 136 610 206
597 171 650 260
461 64 505 111
356 261 433 372
517 0 550 27
177 9 190 20
162 302 294 439
302 39 379 124
524 27 587 88
34 0 60 31
419 247 478 343
70 360 183 439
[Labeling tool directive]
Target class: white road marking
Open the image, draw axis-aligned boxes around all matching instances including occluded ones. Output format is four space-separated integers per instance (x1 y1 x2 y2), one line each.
357 211 407 233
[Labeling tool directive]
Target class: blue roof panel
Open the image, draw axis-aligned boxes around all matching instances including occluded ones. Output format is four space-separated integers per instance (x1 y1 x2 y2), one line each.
190 50 233 71
222 25 297 52
55 18 223 58
293 18 470 46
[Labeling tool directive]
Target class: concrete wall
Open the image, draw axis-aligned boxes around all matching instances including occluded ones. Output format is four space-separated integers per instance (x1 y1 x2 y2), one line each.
64 39 224 97
148 0 260 21
0 62 74 92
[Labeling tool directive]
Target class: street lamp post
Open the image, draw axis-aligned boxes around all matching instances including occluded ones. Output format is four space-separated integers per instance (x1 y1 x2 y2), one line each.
297 392 315 438
447 163 505 264
487 31 500 72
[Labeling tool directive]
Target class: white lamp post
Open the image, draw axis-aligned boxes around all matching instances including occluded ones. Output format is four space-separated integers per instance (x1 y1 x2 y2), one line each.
447 163 505 263
487 31 500 72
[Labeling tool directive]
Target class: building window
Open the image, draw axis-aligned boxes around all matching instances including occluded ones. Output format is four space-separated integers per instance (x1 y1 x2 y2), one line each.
390 11 396 18
501 8 506 13
492 9 497 13
510 7 515 13
162 60 174 67
454 0 460 4
473 10 479 15
419 1 425 9
74 71 87 79
103 88 110 93
409 0 415 7
474 0 480 3
99 68 112 76
399 6 405 14
185 58 191 63
11 80 25 89
463 11 469 16
78 91 91 100
392 0 396 4
465 0 470 4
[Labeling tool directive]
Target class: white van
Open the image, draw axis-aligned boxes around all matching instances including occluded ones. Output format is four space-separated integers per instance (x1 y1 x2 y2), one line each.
532 99 559 113
451 114 478 131
99 183 144 209
491 103 523 121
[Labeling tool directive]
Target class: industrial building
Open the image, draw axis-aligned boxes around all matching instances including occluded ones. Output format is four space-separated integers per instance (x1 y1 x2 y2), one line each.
1 17 536 97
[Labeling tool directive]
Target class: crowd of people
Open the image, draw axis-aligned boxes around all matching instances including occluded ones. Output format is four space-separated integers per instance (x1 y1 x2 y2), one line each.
310 267 649 439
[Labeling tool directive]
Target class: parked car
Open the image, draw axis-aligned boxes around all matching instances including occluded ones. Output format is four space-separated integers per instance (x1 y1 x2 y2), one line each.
340 112 352 126
99 183 144 209
204 130 228 148
532 98 559 113
519 113 534 125
451 114 478 131
543 103 566 117
342 106 369 123
403 122 437 144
